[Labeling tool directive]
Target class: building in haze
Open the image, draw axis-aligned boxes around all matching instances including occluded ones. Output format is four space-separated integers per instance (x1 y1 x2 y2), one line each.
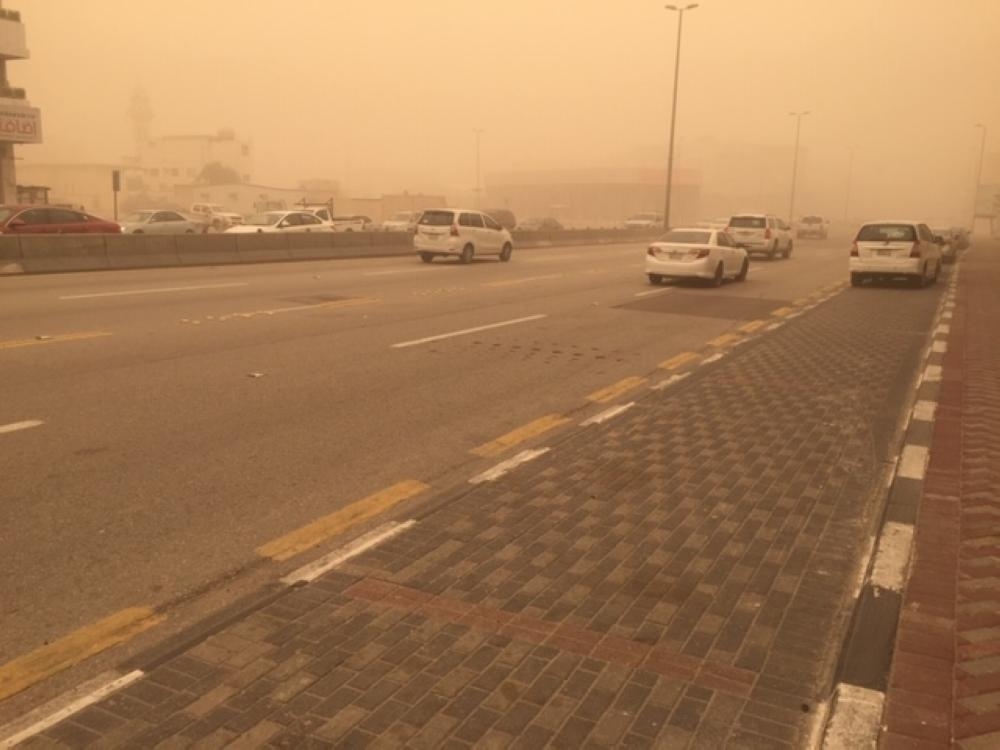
0 2 42 203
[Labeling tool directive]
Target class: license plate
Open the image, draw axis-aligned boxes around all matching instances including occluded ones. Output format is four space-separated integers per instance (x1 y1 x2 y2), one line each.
877 249 893 256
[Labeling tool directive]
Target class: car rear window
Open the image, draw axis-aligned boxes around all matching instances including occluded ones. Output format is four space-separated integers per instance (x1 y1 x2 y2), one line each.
856 224 916 242
419 211 454 226
729 216 766 228
659 230 711 244
802 216 822 224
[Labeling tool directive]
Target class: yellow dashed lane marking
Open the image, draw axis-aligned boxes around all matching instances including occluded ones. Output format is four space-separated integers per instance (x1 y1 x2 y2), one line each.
587 376 647 404
659 352 700 370
771 307 796 317
739 320 768 334
0 331 113 350
257 480 429 561
472 414 570 458
708 333 741 348
0 607 162 702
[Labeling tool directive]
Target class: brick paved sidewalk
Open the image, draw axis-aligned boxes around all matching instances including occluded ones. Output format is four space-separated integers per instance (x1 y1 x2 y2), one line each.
13 275 945 749
881 241 1000 750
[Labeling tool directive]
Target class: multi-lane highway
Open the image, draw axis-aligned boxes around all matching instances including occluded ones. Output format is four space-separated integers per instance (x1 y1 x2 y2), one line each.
0 239 851 718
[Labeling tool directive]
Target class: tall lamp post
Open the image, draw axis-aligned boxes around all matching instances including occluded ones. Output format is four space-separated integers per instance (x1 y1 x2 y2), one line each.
663 3 698 230
474 128 484 208
972 123 986 232
788 110 810 223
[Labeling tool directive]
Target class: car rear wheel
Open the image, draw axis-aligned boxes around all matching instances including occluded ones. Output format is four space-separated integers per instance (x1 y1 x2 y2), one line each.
419 252 434 263
768 243 777 260
500 243 512 262
736 258 749 281
460 244 474 264
648 273 663 285
850 272 865 287
711 262 724 287
784 241 793 259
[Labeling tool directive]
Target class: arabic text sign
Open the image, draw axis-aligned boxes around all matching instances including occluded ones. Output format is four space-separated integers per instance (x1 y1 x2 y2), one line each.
0 106 41 143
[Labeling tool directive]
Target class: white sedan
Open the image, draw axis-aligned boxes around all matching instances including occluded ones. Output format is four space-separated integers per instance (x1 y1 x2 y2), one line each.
645 228 749 286
224 210 334 234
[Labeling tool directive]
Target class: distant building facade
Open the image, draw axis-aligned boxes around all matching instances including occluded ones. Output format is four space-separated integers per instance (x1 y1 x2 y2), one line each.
0 2 42 203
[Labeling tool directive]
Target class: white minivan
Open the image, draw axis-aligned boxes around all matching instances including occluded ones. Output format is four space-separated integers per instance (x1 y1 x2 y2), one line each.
726 213 794 259
850 221 942 287
414 208 513 264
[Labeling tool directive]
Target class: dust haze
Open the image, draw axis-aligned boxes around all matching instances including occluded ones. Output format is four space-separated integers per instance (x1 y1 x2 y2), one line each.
16 0 1000 224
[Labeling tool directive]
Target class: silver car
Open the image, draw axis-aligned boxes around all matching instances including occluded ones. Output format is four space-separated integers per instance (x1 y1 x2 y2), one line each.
120 210 200 234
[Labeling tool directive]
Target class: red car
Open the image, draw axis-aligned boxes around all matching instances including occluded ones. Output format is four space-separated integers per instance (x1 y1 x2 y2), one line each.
0 205 121 234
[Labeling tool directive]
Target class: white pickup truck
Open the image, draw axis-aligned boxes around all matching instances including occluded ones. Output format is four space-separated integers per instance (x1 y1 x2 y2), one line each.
301 206 367 232
189 203 242 232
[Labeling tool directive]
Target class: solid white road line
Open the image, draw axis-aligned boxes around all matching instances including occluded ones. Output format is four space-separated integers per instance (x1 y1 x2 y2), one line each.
897 445 929 481
281 520 416 585
869 522 915 592
362 268 427 276
633 287 673 298
0 420 43 435
470 448 549 484
59 283 248 300
0 670 143 749
391 314 547 349
650 373 691 391
581 402 635 426
701 352 725 365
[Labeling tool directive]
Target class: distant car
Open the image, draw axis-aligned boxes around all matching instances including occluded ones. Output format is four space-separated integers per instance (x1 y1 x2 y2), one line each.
726 213 793 259
624 212 664 230
850 220 942 287
949 227 970 250
484 208 517 231
0 205 121 234
696 217 730 230
120 210 200 234
382 211 422 232
414 208 513 264
350 215 375 230
328 216 368 232
796 215 829 240
517 217 564 231
224 210 334 234
646 228 749 286
189 203 233 232
218 212 244 227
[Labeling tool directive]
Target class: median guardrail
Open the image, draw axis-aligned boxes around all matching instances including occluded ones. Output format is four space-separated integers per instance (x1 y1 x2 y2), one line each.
0 229 656 275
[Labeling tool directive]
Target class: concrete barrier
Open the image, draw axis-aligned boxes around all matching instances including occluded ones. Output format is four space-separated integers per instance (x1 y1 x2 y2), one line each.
174 233 241 266
17 235 110 273
8 229 658 275
235 233 291 264
105 233 181 270
0 235 22 274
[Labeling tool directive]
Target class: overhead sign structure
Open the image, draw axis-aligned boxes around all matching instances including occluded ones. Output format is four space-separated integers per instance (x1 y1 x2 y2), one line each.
0 105 41 143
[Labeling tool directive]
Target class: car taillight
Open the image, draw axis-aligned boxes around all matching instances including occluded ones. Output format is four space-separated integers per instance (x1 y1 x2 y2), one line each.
450 224 459 237
696 249 710 258
647 246 658 257
764 228 772 239
909 243 921 258
850 242 858 257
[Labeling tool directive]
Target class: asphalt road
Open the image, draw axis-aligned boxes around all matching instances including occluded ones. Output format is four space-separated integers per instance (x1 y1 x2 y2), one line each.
0 239 851 717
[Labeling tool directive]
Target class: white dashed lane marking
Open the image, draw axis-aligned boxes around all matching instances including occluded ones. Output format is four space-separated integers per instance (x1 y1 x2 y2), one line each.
59 283 248 300
0 420 43 435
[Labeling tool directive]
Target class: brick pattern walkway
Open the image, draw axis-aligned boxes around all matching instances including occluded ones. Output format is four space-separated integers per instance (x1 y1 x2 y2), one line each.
21 280 944 749
882 242 1000 750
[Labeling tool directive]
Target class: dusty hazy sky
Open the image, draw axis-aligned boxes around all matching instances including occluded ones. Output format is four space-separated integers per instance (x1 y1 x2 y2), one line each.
13 0 1000 221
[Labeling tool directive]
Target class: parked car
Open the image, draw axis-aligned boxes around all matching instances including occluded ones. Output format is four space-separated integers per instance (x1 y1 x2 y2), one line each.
483 208 517 231
726 213 794 259
224 210 334 234
0 205 121 234
646 228 749 286
413 208 513 264
796 215 829 240
120 210 200 234
624 212 664 230
189 203 234 232
850 220 942 287
218 212 244 227
517 217 564 231
382 211 422 232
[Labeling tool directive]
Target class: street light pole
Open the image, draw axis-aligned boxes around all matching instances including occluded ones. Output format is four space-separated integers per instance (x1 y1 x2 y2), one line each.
474 128 484 208
788 110 809 223
663 3 698 230
843 146 855 222
972 123 986 232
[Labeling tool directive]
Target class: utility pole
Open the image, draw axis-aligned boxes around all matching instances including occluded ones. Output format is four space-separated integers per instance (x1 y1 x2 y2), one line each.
474 128 484 208
843 146 855 222
972 123 986 232
788 110 810 223
663 3 698 230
